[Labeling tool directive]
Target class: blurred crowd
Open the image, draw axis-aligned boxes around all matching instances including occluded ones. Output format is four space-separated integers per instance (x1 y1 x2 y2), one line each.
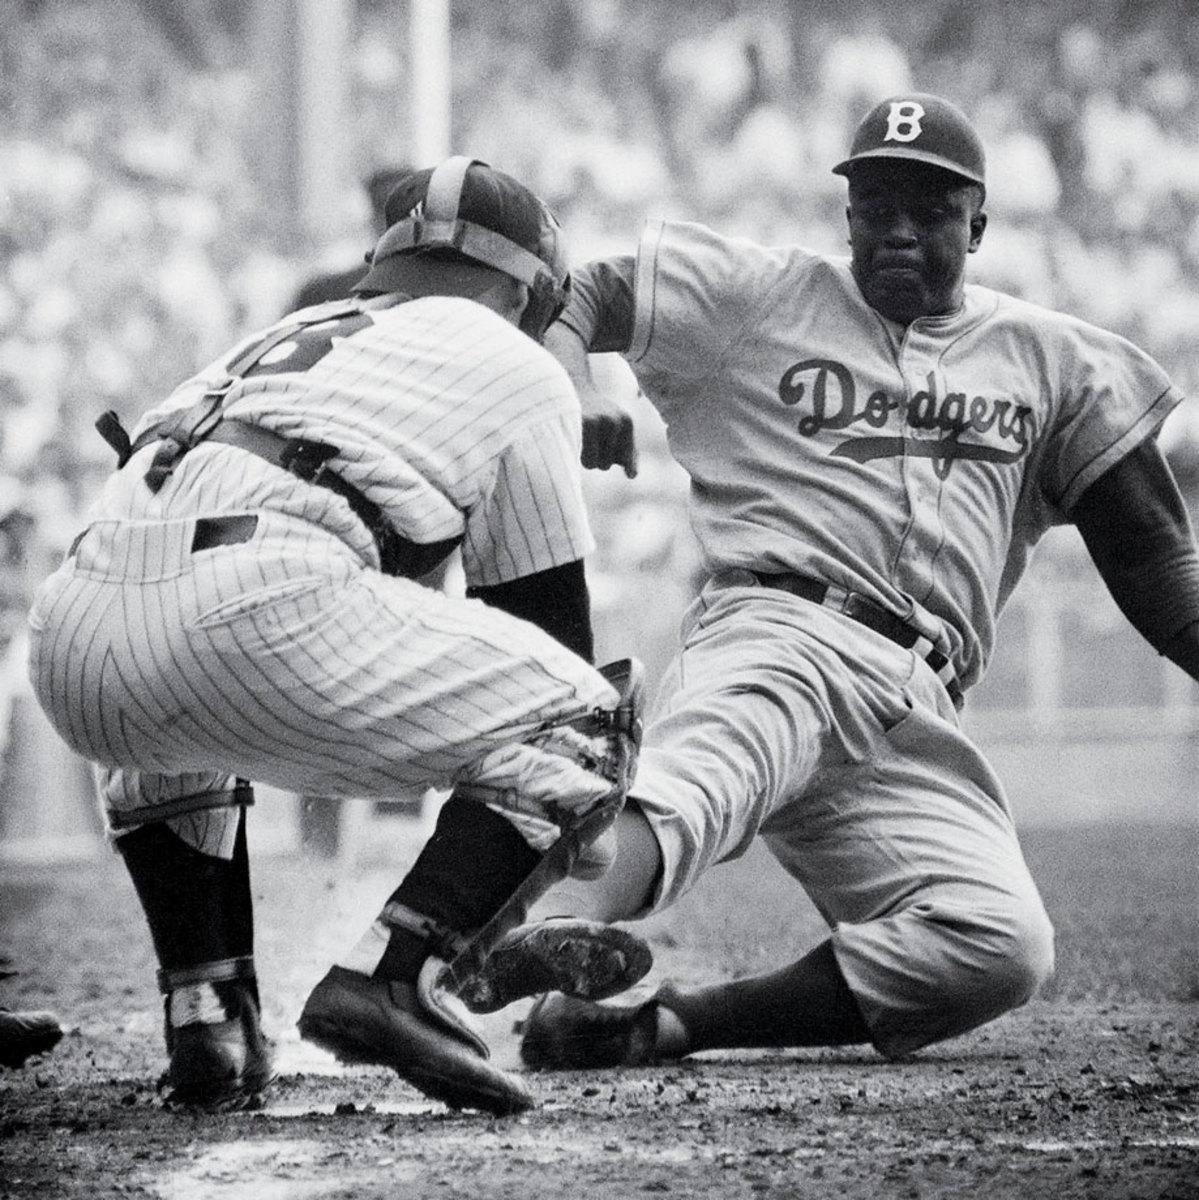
450 2 1199 389
4 0 1199 682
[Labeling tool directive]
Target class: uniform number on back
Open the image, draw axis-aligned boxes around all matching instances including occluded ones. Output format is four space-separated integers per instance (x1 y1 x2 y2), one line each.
237 312 376 378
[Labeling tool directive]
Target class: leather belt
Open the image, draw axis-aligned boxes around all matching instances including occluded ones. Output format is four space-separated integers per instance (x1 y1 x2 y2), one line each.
175 420 460 580
751 571 963 709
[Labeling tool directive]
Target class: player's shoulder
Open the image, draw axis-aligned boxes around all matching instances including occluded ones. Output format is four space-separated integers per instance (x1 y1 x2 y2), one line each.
648 216 826 269
642 216 835 308
368 293 527 342
973 284 1074 326
290 266 364 310
398 295 576 393
970 283 1152 355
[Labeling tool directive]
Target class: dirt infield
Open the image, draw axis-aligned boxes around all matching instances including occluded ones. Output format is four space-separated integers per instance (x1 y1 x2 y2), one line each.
2 819 1196 1199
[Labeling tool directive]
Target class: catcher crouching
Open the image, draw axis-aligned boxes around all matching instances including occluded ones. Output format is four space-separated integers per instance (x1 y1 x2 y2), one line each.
26 159 652 1115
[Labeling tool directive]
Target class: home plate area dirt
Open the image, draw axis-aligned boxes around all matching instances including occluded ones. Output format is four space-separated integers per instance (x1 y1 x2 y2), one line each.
1 824 1196 1198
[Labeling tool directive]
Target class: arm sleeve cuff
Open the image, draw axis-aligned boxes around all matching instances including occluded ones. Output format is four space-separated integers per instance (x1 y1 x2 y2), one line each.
558 257 636 354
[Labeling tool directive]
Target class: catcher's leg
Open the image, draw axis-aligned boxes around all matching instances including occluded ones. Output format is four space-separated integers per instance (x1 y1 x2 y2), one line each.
298 659 650 1115
297 793 544 1115
435 657 648 1007
114 783 273 1111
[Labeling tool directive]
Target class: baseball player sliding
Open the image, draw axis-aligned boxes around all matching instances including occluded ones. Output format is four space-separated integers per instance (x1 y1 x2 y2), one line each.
497 95 1199 1071
26 159 650 1115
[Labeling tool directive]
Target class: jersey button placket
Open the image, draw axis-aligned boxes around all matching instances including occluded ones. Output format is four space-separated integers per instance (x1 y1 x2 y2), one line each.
896 329 945 598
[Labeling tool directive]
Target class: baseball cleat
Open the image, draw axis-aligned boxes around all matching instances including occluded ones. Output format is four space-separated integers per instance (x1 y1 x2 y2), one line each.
160 984 274 1111
298 964 534 1116
0 1008 63 1069
454 918 653 1014
520 991 670 1070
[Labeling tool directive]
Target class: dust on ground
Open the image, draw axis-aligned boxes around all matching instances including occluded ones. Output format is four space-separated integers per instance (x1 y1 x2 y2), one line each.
2 822 1197 1199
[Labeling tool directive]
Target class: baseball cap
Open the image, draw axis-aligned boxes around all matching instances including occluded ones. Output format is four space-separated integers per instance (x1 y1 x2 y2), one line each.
353 156 570 320
832 94 986 194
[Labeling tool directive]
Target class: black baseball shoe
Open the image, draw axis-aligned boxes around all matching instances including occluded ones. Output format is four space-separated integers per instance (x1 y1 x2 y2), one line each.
298 964 534 1115
455 918 653 1014
0 1008 63 1068
520 989 680 1070
161 982 274 1112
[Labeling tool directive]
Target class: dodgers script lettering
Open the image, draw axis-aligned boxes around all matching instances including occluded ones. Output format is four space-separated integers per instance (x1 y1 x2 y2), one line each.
778 358 1033 477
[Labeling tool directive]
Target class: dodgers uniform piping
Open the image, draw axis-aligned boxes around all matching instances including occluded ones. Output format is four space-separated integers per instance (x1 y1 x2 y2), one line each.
511 93 1199 1069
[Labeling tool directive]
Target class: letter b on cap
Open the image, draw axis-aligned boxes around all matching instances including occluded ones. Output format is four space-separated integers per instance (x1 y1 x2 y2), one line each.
884 101 925 144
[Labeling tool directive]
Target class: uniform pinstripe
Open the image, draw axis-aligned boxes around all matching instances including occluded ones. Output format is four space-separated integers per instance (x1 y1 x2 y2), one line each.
28 296 618 858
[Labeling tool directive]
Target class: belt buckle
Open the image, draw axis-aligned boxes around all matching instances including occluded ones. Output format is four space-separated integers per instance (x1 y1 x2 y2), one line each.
826 581 964 709
838 590 873 622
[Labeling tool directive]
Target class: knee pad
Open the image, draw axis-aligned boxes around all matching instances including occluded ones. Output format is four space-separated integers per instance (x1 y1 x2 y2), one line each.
549 658 645 799
454 659 645 846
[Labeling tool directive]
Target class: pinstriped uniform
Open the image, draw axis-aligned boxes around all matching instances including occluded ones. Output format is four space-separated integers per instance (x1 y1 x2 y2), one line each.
27 296 618 858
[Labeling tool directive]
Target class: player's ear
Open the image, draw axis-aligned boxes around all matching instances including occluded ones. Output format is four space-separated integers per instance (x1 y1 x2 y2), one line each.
507 279 533 327
968 210 987 254
498 278 534 327
471 275 528 324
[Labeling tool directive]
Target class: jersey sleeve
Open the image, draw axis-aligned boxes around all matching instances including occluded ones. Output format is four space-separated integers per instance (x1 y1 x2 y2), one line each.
460 407 595 588
1039 316 1185 514
558 258 636 354
627 218 803 380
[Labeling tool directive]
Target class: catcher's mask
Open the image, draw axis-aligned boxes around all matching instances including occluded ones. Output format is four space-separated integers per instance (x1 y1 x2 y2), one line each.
353 156 571 341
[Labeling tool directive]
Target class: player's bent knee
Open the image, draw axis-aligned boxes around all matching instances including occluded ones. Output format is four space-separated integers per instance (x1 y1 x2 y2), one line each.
852 889 1056 1059
941 892 1055 1011
936 894 1056 1034
997 896 1056 1005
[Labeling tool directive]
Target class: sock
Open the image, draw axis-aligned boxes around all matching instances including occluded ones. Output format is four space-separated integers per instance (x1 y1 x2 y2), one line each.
220 814 255 961
658 940 871 1051
525 801 664 925
653 1005 691 1058
359 792 540 982
117 814 253 973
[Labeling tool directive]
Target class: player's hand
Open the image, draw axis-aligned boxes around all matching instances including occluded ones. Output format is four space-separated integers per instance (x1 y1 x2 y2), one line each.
579 384 638 478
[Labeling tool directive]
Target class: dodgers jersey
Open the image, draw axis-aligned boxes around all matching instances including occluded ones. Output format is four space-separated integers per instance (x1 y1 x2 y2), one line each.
98 295 593 587
620 219 1183 689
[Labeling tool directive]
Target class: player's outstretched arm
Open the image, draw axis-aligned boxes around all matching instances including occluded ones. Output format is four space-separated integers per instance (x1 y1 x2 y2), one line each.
1072 438 1199 679
545 320 638 479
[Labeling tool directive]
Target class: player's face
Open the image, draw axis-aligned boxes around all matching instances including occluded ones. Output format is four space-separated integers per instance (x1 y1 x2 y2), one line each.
846 162 986 325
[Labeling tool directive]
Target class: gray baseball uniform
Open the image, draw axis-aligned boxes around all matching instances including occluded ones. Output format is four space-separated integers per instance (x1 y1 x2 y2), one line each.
28 294 618 860
581 218 1180 1055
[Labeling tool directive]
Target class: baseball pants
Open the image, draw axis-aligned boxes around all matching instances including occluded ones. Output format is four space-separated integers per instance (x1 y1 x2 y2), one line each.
628 570 1056 1058
27 511 618 859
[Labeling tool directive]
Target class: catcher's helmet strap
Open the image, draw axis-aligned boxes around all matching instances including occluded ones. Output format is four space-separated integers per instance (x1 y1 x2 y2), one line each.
370 155 559 295
157 955 257 995
424 154 474 222
370 216 553 292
